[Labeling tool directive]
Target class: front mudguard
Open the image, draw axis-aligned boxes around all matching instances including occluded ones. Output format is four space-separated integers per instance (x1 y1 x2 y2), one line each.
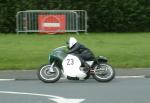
49 55 63 70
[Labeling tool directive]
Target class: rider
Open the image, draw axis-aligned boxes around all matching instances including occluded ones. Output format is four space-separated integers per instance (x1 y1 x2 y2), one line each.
66 37 95 71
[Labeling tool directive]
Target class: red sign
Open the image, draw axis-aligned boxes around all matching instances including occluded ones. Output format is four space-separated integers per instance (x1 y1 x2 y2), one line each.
38 15 66 34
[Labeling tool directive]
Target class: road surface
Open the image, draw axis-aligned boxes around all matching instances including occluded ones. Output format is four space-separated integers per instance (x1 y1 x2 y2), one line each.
0 78 150 103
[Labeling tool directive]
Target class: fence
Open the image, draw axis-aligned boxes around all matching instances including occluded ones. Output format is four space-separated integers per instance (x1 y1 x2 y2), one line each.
16 10 88 34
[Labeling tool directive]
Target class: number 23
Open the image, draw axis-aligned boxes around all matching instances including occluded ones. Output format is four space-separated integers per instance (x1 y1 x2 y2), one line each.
67 59 74 65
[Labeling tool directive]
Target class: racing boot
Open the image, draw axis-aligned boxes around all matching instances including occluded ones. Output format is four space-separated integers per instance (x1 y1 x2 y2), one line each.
83 62 90 72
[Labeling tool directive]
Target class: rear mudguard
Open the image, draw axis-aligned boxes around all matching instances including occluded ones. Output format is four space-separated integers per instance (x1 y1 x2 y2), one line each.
97 56 108 63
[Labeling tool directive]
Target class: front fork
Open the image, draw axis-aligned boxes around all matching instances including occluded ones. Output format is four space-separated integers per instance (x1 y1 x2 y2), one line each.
48 62 55 72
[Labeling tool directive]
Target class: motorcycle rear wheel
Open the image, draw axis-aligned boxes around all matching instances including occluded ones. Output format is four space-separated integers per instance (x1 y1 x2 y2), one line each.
37 64 61 83
92 63 115 82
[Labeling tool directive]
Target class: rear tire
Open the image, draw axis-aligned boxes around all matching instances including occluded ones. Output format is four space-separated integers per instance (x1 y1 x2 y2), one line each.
37 64 61 83
92 63 115 82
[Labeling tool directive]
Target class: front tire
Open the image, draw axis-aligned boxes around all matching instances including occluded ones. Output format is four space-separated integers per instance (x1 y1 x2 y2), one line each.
92 63 115 82
37 64 61 83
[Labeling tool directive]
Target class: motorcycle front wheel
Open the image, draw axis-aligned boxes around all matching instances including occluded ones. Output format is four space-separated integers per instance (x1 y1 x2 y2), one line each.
37 64 61 83
92 63 115 82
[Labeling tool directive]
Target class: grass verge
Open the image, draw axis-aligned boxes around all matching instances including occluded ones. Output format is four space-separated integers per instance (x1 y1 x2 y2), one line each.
0 32 150 70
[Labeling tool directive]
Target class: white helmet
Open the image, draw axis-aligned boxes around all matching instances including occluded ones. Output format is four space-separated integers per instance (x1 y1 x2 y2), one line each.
68 37 77 48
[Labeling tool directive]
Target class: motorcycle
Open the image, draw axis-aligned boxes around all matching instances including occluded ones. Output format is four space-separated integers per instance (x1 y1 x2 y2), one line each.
37 46 115 83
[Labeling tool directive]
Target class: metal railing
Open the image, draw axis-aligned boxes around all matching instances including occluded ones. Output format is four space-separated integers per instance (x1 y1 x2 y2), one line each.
16 10 88 34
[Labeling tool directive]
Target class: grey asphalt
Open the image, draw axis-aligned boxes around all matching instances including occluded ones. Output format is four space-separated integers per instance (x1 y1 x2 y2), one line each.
0 78 150 103
0 68 150 80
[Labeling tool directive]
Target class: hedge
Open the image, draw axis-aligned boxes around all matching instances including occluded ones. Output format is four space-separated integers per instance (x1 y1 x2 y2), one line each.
0 0 150 33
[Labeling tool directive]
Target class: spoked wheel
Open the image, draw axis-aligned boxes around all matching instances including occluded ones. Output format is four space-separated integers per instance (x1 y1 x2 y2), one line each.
92 63 115 82
37 64 61 83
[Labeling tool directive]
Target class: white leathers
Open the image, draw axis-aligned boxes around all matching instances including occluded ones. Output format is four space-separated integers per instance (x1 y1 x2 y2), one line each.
68 37 77 48
62 54 87 80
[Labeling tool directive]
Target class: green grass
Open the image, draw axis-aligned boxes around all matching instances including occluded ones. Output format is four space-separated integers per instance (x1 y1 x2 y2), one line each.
0 33 150 70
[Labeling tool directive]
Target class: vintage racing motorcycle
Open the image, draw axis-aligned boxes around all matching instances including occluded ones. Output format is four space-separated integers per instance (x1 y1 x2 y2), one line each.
37 46 115 83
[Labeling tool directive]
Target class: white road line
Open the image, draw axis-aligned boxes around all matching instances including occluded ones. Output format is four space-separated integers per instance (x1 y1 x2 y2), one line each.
115 75 145 79
0 91 85 103
0 79 15 81
0 75 146 82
